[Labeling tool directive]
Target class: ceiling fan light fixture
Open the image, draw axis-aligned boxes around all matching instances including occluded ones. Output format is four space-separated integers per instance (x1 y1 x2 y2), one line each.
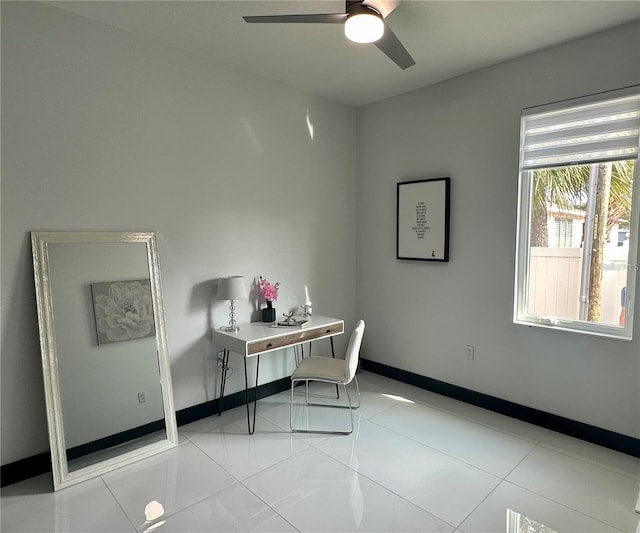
345 8 384 44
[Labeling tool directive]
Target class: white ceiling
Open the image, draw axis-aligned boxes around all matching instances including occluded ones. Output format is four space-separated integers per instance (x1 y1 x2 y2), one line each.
47 0 640 107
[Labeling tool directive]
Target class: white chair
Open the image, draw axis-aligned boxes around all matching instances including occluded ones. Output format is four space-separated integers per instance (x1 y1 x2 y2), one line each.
290 320 365 434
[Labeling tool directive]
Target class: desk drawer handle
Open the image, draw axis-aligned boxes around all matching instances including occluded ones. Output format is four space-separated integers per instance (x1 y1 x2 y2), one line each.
266 343 273 348
326 329 331 333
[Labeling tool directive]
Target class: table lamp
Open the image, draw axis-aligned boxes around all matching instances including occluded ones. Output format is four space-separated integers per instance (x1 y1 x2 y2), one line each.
217 276 247 332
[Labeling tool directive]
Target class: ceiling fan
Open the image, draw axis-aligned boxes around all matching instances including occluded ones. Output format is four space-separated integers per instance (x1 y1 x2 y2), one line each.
243 0 415 70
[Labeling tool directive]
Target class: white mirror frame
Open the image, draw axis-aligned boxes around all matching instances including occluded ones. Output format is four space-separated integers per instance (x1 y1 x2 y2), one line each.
31 231 178 490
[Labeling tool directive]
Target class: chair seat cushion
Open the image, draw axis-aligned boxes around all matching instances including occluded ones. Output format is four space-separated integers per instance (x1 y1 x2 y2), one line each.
291 356 347 383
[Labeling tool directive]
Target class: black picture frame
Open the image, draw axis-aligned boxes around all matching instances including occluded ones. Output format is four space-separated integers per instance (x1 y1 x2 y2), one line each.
396 177 451 262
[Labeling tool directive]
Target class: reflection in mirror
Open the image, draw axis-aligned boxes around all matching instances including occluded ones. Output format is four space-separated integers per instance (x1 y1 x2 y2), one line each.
31 232 178 490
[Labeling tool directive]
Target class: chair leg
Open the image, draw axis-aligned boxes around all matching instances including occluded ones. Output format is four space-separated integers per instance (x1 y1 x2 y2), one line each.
297 378 360 410
344 383 354 433
352 375 361 409
290 381 295 431
290 377 355 435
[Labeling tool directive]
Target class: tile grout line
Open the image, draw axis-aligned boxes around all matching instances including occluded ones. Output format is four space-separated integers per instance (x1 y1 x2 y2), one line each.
99 475 141 532
535 439 640 482
451 432 545 531
183 377 636 533
503 442 629 532
499 478 628 533
237 479 302 533
309 442 459 531
362 415 515 481
153 434 303 531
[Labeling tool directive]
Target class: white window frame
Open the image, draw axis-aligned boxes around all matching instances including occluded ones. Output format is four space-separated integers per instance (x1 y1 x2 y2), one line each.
514 87 640 340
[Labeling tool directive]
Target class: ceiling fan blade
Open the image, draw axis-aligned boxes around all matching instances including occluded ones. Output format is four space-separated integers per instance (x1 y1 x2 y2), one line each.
243 13 347 24
362 0 400 18
374 24 415 69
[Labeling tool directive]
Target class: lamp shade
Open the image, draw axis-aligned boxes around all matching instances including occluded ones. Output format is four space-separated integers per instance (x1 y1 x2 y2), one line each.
217 276 247 300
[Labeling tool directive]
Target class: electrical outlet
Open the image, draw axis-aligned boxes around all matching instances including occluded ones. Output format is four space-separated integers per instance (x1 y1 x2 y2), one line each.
137 392 146 403
465 345 474 360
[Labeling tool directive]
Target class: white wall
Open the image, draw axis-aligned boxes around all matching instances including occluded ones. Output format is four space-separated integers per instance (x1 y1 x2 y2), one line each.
356 22 640 438
1 2 357 464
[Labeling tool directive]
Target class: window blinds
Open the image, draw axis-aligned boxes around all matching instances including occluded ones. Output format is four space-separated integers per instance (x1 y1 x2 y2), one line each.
521 89 640 170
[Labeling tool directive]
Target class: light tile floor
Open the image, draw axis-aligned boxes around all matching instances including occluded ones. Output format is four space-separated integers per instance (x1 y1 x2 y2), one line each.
2 371 639 532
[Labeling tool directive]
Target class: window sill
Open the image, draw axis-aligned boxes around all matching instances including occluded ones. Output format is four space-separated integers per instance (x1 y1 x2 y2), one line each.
513 317 632 341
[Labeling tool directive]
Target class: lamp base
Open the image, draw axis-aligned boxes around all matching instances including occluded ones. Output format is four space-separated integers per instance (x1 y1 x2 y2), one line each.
222 325 240 332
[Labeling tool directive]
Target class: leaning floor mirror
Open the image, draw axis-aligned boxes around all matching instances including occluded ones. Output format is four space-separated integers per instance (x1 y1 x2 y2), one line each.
31 231 178 490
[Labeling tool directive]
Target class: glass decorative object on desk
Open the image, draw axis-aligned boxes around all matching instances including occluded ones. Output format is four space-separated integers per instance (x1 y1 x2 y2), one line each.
303 285 313 317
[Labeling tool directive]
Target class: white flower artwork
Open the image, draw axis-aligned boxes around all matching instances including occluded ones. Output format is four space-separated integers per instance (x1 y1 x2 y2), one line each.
91 279 156 345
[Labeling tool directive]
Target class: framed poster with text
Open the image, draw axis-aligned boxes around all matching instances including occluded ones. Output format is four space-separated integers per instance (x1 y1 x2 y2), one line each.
396 177 450 262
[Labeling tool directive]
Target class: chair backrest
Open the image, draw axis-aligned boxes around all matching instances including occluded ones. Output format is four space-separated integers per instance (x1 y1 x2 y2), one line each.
345 320 365 383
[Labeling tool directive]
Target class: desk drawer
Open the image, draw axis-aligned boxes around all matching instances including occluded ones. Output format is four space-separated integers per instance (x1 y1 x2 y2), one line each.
247 322 343 355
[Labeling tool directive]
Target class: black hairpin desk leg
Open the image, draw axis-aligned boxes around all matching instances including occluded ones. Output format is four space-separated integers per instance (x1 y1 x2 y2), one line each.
330 337 340 398
244 355 260 434
218 349 230 416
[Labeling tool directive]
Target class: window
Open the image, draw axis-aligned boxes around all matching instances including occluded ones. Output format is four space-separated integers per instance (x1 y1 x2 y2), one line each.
553 217 574 248
514 87 640 340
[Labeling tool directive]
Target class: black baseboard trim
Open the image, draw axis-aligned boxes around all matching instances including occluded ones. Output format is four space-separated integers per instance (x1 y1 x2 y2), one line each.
8 364 634 488
66 420 167 462
175 377 290 426
1 377 291 488
0 451 52 489
360 358 640 459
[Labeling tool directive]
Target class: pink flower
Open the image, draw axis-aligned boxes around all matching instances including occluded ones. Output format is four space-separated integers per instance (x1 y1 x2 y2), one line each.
259 276 279 302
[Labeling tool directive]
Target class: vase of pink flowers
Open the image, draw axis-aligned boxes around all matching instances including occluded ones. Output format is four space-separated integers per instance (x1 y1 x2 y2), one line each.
259 276 279 322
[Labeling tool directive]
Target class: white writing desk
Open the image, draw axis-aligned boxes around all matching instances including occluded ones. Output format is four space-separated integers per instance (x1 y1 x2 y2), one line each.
213 315 344 433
